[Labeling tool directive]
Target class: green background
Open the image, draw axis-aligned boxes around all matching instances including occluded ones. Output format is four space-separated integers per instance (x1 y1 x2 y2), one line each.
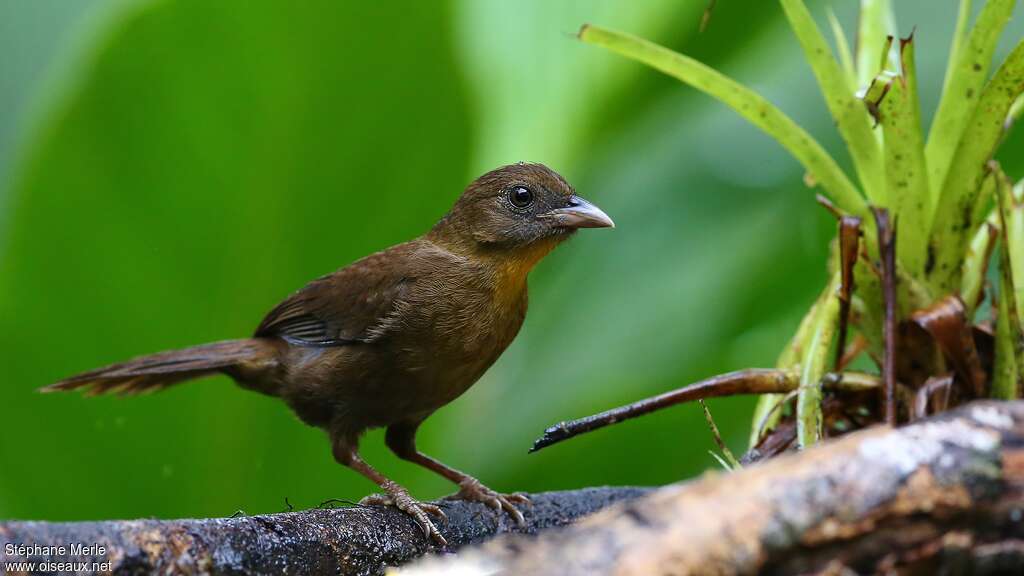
1 0 1022 521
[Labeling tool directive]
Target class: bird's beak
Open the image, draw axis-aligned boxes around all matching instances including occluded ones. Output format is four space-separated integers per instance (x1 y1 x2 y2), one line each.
540 195 615 229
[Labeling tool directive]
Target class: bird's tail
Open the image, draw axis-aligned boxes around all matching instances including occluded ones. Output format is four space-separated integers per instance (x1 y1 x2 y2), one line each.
41 339 277 396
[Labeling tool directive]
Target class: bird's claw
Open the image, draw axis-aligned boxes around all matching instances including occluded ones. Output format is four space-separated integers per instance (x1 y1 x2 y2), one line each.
455 477 530 526
360 490 448 546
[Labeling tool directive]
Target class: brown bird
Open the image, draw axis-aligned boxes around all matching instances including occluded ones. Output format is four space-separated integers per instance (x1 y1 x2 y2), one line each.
43 162 613 544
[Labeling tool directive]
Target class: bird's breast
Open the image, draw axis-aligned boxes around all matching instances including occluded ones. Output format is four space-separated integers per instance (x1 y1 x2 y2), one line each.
391 269 528 407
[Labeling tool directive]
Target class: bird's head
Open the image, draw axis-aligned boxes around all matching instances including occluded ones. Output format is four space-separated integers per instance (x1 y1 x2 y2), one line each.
430 163 613 267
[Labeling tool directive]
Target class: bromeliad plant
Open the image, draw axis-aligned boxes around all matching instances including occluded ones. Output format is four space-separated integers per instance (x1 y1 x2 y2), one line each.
531 0 1024 460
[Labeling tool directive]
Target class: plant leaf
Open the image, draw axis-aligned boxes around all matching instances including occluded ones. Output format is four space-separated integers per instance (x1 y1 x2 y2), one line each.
700 400 741 470
869 36 930 275
929 38 1024 294
994 171 1024 399
1015 180 1024 388
749 295 821 447
577 24 868 219
942 0 973 97
971 168 999 236
708 450 735 471
797 271 841 447
856 0 896 89
1000 173 1024 316
993 267 1019 399
925 0 1016 203
826 8 856 92
779 0 884 204
1004 93 1024 143
961 207 998 315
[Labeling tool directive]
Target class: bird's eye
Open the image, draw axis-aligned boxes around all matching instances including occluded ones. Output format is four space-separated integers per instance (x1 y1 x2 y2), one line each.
508 186 534 208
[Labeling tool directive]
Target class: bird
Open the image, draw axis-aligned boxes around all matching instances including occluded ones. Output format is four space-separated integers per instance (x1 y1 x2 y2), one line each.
42 162 614 545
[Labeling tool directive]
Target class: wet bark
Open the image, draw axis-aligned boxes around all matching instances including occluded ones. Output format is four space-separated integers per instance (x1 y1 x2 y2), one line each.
0 487 648 576
406 400 1024 576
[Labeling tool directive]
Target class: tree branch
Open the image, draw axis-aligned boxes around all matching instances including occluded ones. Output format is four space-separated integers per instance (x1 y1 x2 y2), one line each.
11 401 1024 575
405 400 1024 575
0 487 648 575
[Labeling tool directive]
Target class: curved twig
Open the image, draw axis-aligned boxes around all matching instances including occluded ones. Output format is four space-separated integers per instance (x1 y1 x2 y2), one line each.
531 369 881 453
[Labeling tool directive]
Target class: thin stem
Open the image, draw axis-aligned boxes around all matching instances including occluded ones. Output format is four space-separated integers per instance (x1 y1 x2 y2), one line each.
699 400 741 470
835 216 863 371
873 207 898 426
532 369 796 453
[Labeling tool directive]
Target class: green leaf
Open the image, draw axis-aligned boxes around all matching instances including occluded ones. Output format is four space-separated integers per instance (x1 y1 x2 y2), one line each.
971 169 999 235
748 394 782 449
870 37 930 275
1005 93 1024 143
929 39 1024 294
1001 174 1024 316
700 400 741 470
826 8 856 92
942 0 973 96
779 0 884 204
856 0 896 89
993 267 1019 399
925 0 1016 203
961 169 998 316
852 257 885 354
994 172 1024 399
708 450 737 471
796 271 841 447
961 206 997 315
577 23 867 219
749 296 821 447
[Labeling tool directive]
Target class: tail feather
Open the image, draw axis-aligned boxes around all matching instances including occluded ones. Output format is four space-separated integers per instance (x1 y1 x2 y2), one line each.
42 339 272 396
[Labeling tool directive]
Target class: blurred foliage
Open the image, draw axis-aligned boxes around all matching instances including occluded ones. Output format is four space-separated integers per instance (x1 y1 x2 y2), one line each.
1 0 1021 522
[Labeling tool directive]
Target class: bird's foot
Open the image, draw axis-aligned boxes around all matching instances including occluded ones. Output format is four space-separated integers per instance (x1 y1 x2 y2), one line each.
360 482 448 546
454 476 530 526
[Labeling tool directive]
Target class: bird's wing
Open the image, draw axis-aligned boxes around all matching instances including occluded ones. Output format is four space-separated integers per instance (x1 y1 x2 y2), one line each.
254 242 430 346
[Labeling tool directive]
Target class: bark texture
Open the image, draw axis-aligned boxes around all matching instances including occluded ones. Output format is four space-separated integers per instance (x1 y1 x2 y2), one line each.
405 400 1024 575
0 487 648 575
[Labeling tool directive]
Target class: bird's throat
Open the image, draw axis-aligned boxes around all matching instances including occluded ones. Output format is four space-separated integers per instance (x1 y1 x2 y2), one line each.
497 237 561 282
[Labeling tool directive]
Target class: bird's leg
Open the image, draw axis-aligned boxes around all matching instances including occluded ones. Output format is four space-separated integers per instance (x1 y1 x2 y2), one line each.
385 420 529 525
330 433 448 545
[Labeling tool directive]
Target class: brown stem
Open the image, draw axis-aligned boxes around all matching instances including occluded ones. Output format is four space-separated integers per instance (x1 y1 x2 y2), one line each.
872 207 898 425
699 0 717 32
815 193 842 218
531 370 881 453
837 334 868 371
835 215 863 370
531 369 797 453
